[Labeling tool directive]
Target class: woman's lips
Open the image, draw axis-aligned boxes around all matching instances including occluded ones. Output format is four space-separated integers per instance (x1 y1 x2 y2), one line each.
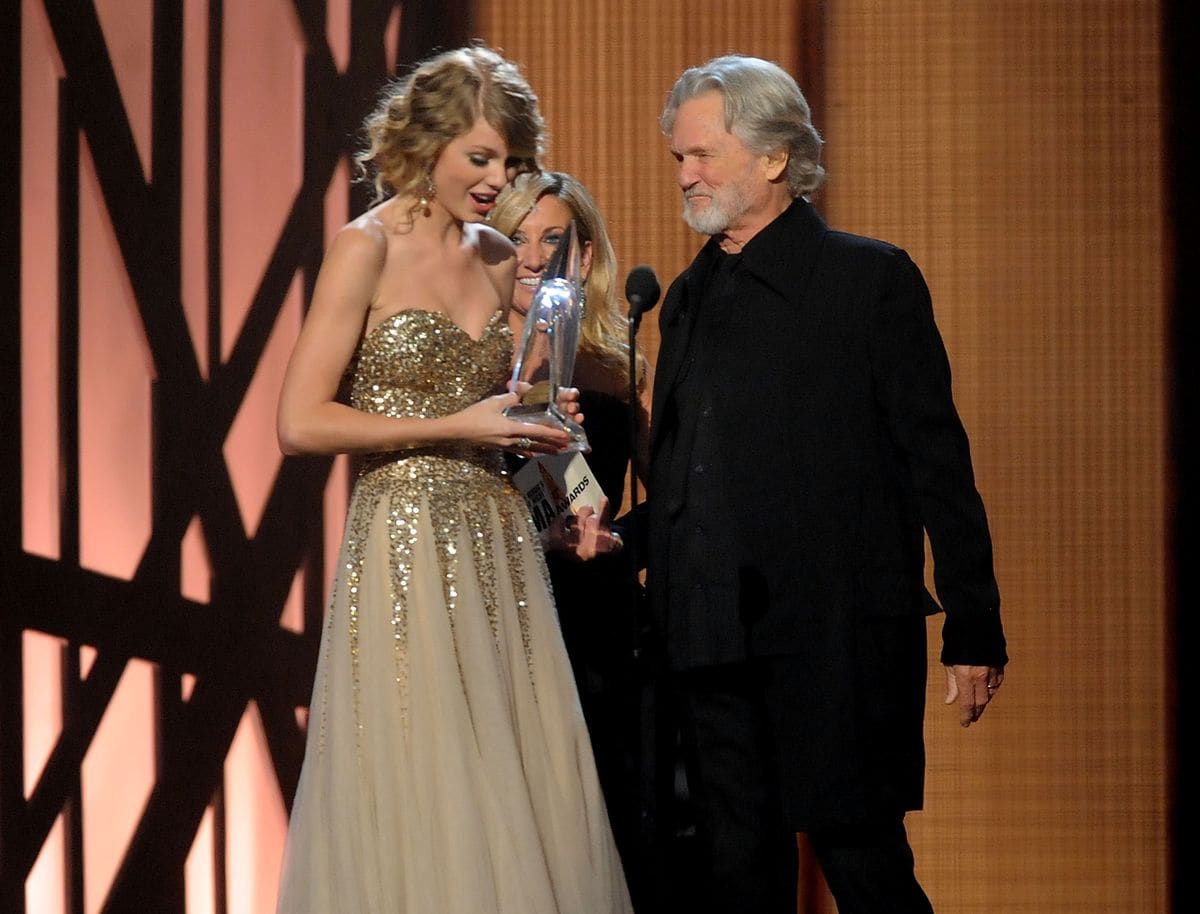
511 277 539 316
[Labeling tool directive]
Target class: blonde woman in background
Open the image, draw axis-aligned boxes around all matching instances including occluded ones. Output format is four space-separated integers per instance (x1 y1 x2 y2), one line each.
490 170 655 906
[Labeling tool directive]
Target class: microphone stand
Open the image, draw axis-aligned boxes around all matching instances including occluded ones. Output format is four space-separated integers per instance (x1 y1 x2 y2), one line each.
621 267 660 904
625 304 653 903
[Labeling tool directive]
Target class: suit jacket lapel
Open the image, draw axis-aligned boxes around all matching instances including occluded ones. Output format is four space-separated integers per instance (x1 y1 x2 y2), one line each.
649 201 828 452
651 242 718 452
738 199 829 309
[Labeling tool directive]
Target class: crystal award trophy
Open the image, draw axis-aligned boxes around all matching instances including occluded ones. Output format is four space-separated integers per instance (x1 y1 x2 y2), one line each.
505 221 590 452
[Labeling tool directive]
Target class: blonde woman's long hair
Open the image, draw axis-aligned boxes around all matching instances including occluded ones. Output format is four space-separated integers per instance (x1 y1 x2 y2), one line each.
489 171 645 390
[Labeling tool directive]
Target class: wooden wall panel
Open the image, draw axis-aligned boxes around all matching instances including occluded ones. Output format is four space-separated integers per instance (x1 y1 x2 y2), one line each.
824 2 1167 911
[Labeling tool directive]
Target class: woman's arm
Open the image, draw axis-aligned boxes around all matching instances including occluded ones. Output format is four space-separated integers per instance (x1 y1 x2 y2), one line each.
277 222 568 457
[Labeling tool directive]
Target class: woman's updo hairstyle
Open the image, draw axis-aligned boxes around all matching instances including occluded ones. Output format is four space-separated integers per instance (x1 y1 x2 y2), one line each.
356 45 545 206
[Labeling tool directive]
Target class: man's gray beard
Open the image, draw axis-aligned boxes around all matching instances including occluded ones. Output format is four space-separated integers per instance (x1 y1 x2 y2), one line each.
683 184 754 236
682 198 731 235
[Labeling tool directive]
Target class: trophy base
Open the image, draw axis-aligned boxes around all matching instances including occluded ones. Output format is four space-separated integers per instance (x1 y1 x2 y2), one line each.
503 402 591 453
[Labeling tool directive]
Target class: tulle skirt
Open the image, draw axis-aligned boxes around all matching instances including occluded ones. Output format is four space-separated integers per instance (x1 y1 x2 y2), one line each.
276 456 632 914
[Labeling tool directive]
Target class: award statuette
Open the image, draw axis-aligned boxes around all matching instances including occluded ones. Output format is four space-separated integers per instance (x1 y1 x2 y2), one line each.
505 221 590 452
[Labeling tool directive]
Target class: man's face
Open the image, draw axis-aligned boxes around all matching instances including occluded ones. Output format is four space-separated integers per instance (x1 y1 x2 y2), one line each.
669 91 768 236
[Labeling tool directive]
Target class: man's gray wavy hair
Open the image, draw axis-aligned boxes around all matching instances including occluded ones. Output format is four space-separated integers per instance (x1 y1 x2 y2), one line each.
661 55 825 199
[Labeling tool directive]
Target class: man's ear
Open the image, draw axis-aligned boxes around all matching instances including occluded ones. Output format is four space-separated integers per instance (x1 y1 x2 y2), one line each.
763 148 789 183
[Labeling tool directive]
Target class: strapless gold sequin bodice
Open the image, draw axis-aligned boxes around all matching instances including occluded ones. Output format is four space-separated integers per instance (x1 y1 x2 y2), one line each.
349 309 514 479
351 309 512 419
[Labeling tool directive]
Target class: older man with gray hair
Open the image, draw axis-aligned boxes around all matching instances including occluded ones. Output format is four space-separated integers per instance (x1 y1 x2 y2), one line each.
645 54 1008 913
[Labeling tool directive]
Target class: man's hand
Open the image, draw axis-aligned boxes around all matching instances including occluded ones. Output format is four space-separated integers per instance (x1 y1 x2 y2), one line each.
546 496 622 561
944 664 1004 727
555 385 584 424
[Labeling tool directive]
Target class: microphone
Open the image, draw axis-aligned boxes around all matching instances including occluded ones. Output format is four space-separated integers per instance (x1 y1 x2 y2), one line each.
624 265 661 322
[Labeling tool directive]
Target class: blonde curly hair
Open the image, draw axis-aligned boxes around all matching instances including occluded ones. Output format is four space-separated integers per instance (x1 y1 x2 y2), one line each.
356 46 545 207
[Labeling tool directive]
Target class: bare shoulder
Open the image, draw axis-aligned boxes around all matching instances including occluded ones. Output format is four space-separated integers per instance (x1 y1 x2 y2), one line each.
329 210 389 269
472 222 517 266
303 212 391 326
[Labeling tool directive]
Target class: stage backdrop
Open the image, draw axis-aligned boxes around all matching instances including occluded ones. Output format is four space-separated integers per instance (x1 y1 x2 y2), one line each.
2 0 1170 913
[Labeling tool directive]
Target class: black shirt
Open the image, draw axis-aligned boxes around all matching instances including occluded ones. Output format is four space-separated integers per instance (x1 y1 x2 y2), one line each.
664 249 750 666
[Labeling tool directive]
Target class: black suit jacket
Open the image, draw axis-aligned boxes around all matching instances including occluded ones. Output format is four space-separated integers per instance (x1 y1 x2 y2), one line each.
647 200 1006 823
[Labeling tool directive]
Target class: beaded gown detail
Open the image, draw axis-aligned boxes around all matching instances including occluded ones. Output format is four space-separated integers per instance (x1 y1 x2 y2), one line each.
276 309 633 914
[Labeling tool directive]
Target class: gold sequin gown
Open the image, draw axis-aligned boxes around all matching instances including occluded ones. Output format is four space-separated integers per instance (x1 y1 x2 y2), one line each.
276 310 633 914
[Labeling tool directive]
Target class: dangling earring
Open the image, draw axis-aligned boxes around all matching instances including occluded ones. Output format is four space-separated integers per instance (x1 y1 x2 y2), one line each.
418 174 436 216
577 288 588 313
